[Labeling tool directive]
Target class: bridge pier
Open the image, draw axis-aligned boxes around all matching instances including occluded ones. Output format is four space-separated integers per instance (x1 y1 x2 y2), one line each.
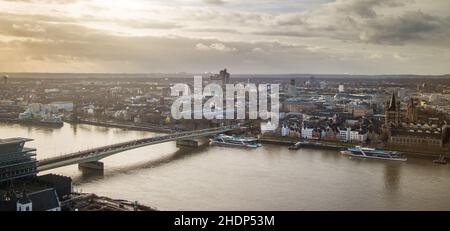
78 161 104 174
176 139 199 148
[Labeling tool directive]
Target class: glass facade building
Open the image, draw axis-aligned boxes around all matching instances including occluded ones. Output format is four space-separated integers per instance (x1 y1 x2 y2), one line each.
0 138 37 183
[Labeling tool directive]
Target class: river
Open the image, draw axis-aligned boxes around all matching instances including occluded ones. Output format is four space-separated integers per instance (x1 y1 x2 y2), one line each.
1 122 450 210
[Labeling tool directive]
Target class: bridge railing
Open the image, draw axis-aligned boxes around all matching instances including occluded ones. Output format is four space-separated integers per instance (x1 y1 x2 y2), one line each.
38 125 240 166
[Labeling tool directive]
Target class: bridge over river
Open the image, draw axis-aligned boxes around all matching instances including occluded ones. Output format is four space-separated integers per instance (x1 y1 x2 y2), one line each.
37 125 240 172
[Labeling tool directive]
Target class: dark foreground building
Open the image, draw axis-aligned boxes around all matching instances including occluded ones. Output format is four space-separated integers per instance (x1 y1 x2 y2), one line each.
0 138 37 182
0 138 72 211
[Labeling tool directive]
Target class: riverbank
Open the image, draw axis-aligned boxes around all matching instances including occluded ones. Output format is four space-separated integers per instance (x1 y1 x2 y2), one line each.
0 118 63 128
59 119 449 161
61 193 157 211
259 135 447 160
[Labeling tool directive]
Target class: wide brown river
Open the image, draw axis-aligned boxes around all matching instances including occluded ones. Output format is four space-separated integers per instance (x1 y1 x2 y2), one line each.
1 122 450 210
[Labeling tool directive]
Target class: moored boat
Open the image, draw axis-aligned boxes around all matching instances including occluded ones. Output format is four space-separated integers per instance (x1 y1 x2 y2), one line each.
289 142 302 150
210 134 262 148
340 146 407 161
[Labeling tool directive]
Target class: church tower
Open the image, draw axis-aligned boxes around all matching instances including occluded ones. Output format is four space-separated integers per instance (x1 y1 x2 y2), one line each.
406 97 418 123
385 92 401 127
16 191 32 211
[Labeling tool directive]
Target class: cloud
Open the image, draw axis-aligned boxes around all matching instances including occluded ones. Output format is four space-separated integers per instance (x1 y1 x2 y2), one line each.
0 15 354 74
251 47 264 53
12 23 46 33
183 28 240 34
255 0 450 47
332 0 406 18
119 20 183 29
2 0 83 3
202 0 226 5
0 0 449 74
195 43 237 52
358 11 450 45
393 52 410 61
366 53 383 60
0 12 311 73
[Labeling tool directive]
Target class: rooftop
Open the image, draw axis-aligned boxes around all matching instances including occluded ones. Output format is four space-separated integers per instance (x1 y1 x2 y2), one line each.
0 138 33 145
27 188 60 211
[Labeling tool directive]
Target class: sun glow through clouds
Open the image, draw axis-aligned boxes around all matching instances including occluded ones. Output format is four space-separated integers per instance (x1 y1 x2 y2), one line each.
0 0 449 74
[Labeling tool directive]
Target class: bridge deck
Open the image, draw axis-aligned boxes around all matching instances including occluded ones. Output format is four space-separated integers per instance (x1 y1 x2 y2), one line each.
37 125 240 171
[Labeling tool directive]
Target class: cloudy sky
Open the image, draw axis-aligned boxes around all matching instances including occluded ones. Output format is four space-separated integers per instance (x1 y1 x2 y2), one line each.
0 0 449 74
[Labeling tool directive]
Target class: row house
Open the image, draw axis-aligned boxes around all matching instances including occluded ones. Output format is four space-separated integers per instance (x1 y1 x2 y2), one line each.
281 122 301 138
280 120 368 143
338 128 368 142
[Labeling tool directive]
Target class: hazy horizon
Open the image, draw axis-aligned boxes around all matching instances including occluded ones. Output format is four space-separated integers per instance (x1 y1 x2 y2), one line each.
2 72 450 79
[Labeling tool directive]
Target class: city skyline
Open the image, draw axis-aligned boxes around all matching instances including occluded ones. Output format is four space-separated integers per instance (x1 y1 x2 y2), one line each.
0 0 449 75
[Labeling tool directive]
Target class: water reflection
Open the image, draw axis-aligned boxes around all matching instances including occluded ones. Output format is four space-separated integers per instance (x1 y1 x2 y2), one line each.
71 123 77 135
78 168 105 182
74 145 209 184
384 164 401 192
